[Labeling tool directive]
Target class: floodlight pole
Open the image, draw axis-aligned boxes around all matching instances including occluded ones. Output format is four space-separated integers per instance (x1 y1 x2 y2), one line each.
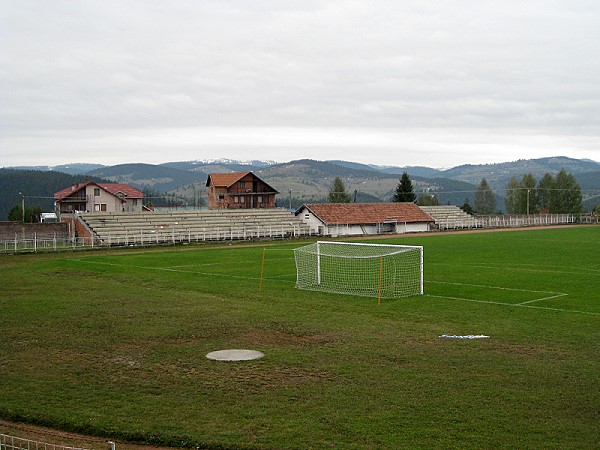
527 189 531 215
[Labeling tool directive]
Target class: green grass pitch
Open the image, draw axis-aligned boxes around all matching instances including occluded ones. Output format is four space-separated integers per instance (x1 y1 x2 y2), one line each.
1 226 599 449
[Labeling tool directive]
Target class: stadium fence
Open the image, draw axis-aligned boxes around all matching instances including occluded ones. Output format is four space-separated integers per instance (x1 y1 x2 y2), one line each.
0 433 90 450
0 213 596 254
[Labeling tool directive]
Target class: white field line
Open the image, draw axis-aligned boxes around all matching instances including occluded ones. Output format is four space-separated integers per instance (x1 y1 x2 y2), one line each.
166 256 294 269
70 258 261 281
426 280 561 296
430 262 600 277
425 294 600 316
426 280 568 306
69 258 295 283
508 263 600 274
518 293 569 305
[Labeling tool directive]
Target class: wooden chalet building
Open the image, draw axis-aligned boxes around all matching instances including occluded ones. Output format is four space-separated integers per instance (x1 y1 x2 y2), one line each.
206 171 279 209
295 203 435 236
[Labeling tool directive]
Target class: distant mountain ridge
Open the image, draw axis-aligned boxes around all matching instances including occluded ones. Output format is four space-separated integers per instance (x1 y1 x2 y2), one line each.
442 156 600 189
87 163 200 192
8 163 107 175
2 156 599 219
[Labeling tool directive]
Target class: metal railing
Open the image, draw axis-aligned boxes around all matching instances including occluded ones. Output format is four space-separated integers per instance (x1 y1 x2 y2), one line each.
477 213 579 228
1 214 596 254
434 213 597 230
0 433 90 450
0 236 95 254
1 223 313 254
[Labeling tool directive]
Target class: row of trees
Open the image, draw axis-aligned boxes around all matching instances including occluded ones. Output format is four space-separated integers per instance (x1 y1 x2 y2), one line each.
327 169 586 215
504 170 582 214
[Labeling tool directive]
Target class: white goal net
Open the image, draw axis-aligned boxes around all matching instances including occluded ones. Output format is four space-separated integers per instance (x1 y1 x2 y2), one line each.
294 241 423 299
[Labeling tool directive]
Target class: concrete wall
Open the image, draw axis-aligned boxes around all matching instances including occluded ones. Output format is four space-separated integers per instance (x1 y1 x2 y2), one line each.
0 221 69 241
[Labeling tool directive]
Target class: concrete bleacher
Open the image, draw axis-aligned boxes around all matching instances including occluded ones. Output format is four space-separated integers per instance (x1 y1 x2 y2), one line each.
418 205 481 230
78 208 312 245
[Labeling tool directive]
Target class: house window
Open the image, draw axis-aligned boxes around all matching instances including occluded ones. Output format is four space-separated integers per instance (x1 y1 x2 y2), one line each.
240 196 245 203
239 181 246 189
234 196 239 203
219 194 225 200
94 188 100 196
94 204 107 212
257 196 263 203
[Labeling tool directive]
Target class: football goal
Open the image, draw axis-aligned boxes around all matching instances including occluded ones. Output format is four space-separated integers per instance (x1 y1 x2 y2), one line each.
294 241 423 300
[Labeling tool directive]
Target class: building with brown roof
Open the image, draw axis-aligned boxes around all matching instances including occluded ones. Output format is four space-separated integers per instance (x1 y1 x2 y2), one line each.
54 181 144 214
206 171 279 209
295 203 434 236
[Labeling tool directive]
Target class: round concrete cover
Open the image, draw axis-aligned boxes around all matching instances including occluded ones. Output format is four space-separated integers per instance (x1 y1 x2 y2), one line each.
206 349 265 361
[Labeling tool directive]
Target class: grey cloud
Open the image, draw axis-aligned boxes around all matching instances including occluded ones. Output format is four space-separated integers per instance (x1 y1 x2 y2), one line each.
1 0 599 166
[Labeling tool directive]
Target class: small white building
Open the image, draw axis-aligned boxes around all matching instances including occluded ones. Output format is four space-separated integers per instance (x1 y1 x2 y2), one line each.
295 203 434 236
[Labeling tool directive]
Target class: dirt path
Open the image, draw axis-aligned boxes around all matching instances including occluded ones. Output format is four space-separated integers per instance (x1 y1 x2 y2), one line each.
0 419 177 450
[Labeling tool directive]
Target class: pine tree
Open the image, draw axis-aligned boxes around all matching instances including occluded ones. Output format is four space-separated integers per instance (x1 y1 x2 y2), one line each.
551 169 582 214
474 178 496 215
328 176 352 203
393 172 416 202
461 198 474 215
537 170 582 214
537 173 555 212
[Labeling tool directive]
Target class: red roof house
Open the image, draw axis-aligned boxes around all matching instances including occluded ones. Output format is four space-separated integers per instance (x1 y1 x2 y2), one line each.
54 181 144 214
295 203 434 236
206 172 279 209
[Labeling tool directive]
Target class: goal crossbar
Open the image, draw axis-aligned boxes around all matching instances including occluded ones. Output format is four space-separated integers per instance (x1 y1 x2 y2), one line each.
294 241 423 299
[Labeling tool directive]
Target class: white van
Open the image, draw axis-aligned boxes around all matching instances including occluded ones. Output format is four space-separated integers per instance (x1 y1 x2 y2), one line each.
40 212 58 223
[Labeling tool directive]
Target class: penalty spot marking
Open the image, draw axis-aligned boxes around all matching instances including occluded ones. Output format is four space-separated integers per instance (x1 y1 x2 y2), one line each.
206 349 265 361
440 334 490 339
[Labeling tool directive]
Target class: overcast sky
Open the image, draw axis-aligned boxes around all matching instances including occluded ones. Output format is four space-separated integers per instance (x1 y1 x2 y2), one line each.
1 0 599 168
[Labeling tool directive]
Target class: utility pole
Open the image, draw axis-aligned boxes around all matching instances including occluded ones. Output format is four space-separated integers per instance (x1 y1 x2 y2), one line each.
288 189 293 211
19 192 25 222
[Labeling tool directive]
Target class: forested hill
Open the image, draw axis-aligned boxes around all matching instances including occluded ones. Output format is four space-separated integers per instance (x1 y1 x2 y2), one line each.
0 169 106 220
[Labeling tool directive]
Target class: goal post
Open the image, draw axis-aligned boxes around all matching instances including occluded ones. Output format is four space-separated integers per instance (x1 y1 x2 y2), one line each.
294 241 423 299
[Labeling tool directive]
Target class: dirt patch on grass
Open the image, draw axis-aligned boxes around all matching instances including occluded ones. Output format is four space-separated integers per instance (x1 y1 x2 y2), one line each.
485 341 568 358
205 363 336 390
239 329 343 348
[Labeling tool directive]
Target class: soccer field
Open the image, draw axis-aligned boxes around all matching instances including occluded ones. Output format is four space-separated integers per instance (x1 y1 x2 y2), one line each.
1 227 599 449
